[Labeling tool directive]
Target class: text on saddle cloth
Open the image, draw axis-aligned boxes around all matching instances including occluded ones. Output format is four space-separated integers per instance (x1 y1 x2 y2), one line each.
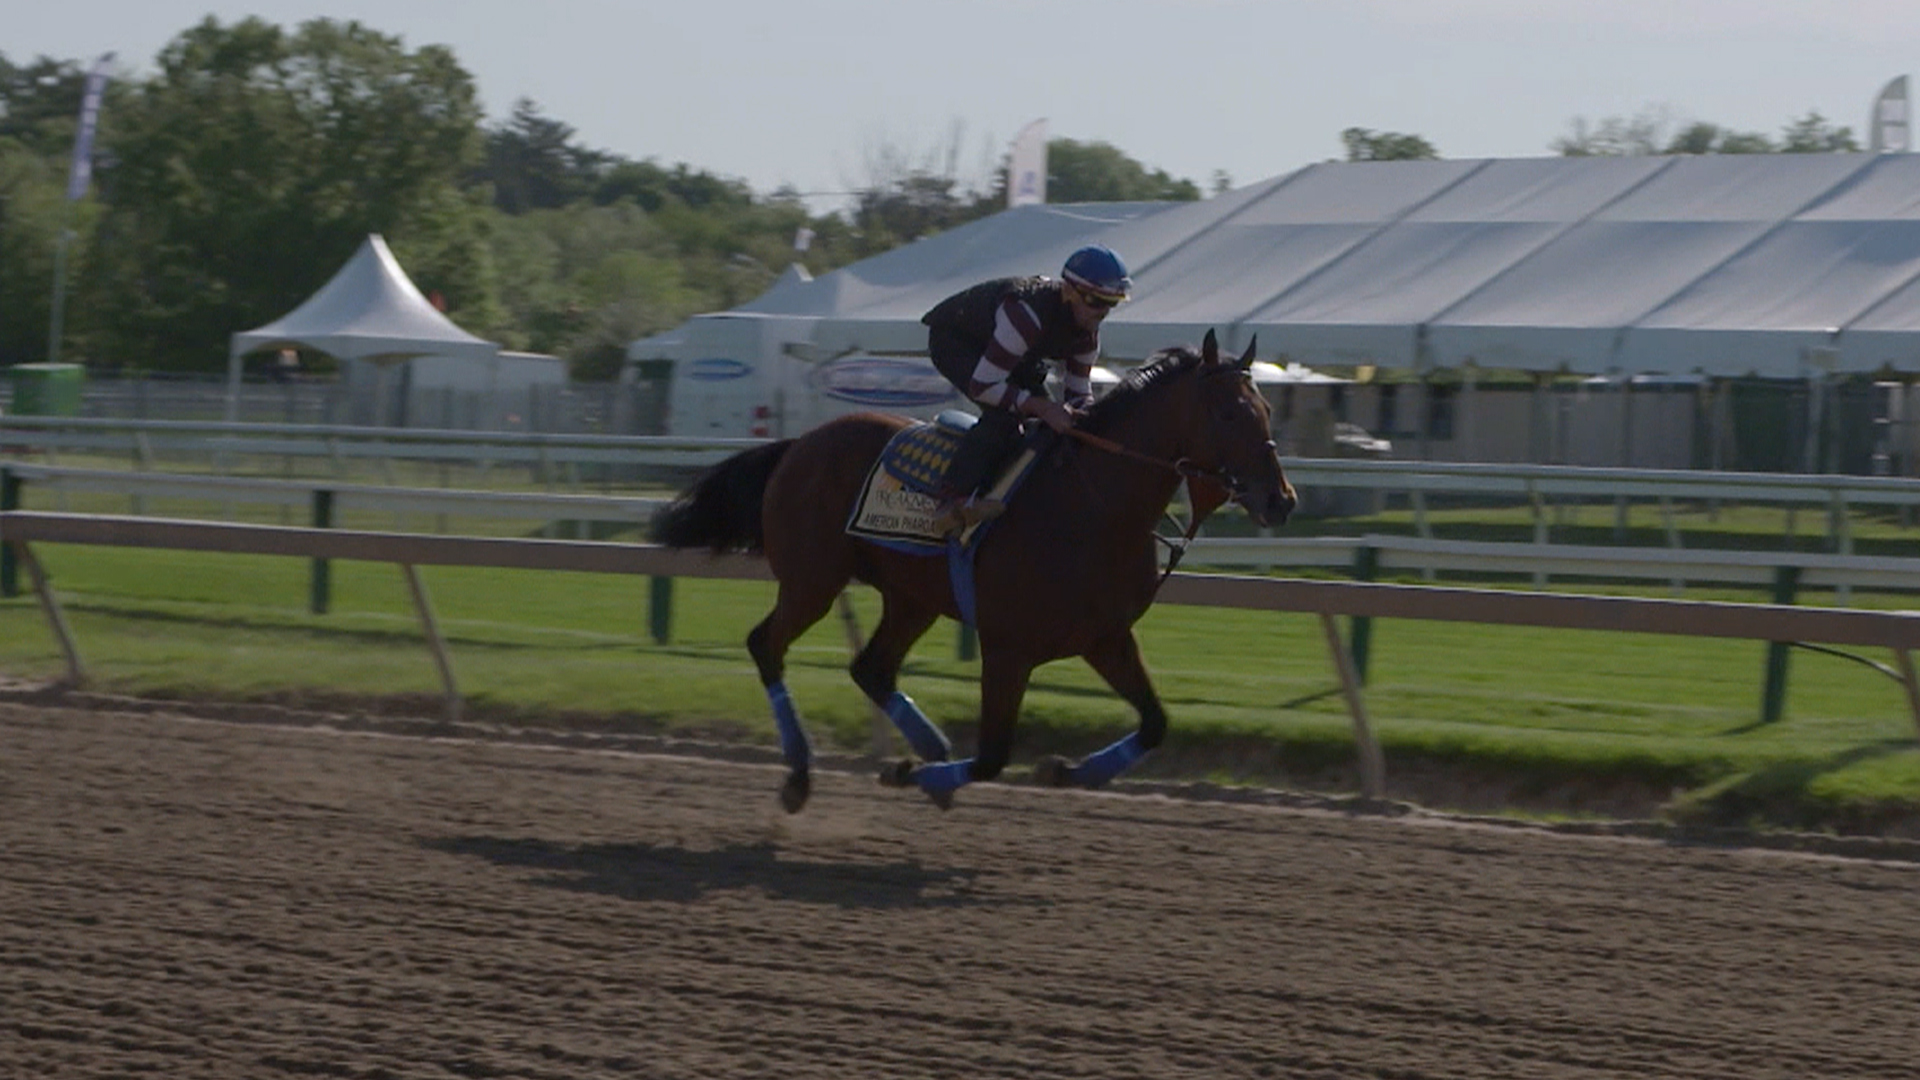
845 417 1041 552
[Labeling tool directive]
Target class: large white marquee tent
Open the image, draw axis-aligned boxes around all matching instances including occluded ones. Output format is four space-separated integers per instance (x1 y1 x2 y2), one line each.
693 152 1920 380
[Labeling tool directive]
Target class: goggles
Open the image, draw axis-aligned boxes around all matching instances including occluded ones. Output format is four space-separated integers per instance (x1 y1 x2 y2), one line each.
1074 284 1126 310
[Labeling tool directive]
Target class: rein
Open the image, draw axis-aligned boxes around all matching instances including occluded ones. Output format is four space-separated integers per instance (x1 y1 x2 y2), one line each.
1062 426 1234 585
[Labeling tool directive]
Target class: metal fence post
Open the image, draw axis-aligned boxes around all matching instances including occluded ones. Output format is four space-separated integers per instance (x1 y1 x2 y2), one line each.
1 467 20 598
648 576 673 644
1349 544 1378 684
1760 564 1801 724
310 489 333 615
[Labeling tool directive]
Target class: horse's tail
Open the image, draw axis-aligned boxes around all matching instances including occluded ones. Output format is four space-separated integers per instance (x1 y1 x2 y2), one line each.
649 440 794 553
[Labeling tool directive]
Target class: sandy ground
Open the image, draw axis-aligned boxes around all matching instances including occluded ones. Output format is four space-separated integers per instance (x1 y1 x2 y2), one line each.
6 699 1920 1080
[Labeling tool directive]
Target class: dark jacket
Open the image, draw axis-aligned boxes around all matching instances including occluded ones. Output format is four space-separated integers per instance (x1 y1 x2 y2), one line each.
923 276 1088 356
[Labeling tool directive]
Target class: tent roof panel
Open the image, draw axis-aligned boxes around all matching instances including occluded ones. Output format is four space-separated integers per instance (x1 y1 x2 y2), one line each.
1222 158 1484 224
1100 224 1379 358
1796 153 1920 221
1405 155 1670 222
1432 221 1772 333
1635 221 1920 332
641 152 1920 379
1590 153 1870 222
1246 221 1562 327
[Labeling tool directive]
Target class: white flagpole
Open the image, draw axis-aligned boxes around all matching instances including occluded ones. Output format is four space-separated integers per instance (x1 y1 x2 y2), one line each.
1007 118 1048 207
49 52 114 366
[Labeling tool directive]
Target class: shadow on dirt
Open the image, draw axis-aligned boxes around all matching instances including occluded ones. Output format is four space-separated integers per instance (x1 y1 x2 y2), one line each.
422 835 1001 909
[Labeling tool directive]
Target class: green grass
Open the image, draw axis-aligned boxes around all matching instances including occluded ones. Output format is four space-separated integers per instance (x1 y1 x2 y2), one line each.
6 540 1920 834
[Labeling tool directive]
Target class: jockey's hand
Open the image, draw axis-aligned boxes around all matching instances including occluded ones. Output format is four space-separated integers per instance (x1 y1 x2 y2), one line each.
1026 397 1077 433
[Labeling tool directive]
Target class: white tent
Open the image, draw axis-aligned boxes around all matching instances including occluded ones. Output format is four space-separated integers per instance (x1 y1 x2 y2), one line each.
667 153 1920 380
226 234 498 420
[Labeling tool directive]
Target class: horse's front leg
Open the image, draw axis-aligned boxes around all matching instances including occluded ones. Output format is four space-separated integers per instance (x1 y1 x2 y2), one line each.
1036 629 1167 789
850 598 950 764
884 649 1031 809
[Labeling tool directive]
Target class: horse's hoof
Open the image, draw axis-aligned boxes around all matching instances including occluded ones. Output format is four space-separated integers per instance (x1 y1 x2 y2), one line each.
779 770 811 814
879 760 954 809
1032 755 1074 788
877 759 915 788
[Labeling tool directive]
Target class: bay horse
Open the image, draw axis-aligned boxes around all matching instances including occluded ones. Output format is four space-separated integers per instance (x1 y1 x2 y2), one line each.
650 329 1296 812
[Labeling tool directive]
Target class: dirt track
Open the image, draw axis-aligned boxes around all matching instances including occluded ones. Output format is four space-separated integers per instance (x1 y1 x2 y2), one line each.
5 700 1920 1079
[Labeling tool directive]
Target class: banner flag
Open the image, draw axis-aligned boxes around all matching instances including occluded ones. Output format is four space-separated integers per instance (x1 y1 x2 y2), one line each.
1869 75 1909 154
1008 118 1047 207
65 52 115 201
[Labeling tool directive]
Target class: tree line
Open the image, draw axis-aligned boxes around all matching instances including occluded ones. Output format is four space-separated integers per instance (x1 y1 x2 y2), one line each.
0 16 1869 380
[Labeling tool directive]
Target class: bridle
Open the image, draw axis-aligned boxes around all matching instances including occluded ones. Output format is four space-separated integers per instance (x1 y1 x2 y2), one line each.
1062 425 1250 585
1063 426 1240 493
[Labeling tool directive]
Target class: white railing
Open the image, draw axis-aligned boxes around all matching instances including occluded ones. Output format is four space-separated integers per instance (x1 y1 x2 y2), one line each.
6 462 1920 597
0 415 748 471
2 462 667 533
9 416 1920 547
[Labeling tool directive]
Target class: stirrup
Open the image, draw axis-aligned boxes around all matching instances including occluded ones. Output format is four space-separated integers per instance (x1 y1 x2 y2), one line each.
933 496 1003 536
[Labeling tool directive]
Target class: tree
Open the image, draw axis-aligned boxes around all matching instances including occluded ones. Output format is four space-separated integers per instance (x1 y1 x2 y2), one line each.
1555 106 1859 157
1341 127 1439 161
0 53 100 158
0 52 127 364
1663 121 1773 155
85 16 489 371
0 138 69 364
592 159 754 213
1044 139 1203 201
480 98 603 214
1780 111 1858 153
1552 108 1674 156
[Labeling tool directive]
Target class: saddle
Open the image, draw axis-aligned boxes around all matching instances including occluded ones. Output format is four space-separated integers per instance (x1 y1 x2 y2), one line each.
846 411 1044 552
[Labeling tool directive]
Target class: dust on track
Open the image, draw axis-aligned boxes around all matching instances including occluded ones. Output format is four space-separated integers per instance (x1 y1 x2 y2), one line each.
6 696 1920 1079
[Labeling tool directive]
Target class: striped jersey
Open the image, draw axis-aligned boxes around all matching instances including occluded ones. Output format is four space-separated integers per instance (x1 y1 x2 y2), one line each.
921 276 1098 411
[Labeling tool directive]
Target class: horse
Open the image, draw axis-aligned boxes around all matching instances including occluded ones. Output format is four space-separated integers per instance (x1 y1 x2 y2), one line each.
649 329 1296 812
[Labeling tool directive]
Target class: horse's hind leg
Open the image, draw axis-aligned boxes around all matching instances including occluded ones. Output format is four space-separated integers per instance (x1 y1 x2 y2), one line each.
1036 629 1167 789
747 579 844 814
850 596 950 763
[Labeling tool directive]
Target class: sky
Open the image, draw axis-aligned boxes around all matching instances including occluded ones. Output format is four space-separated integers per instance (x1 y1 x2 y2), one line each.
14 0 1920 213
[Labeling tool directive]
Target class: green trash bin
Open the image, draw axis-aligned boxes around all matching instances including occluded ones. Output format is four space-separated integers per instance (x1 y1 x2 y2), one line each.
8 362 85 416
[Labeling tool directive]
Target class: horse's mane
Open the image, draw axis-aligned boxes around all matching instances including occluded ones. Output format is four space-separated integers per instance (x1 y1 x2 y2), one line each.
1078 346 1205 437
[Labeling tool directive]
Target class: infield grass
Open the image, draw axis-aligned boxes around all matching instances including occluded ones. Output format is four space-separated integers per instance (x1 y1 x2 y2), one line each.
5 539 1920 832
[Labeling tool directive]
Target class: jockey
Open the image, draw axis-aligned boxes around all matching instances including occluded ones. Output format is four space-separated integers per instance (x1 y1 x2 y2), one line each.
920 243 1132 535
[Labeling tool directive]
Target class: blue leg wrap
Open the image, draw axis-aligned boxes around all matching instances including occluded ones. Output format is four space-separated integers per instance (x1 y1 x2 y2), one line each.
914 758 973 795
766 682 810 772
884 691 952 762
1072 732 1148 788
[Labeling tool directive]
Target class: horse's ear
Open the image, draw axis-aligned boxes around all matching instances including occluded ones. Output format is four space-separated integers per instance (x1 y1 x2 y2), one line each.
1202 328 1219 364
1237 335 1258 371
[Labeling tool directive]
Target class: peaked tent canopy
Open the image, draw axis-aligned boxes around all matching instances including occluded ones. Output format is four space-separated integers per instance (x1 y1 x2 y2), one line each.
682 154 1920 380
226 234 498 419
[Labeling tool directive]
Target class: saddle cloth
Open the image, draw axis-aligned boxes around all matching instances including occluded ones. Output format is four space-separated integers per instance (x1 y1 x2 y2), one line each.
846 414 1034 551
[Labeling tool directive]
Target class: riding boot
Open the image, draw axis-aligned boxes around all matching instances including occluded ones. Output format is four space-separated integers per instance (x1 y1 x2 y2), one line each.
933 409 1021 534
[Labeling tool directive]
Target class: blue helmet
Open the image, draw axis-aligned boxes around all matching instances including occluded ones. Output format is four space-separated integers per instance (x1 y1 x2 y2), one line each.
1061 244 1132 302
